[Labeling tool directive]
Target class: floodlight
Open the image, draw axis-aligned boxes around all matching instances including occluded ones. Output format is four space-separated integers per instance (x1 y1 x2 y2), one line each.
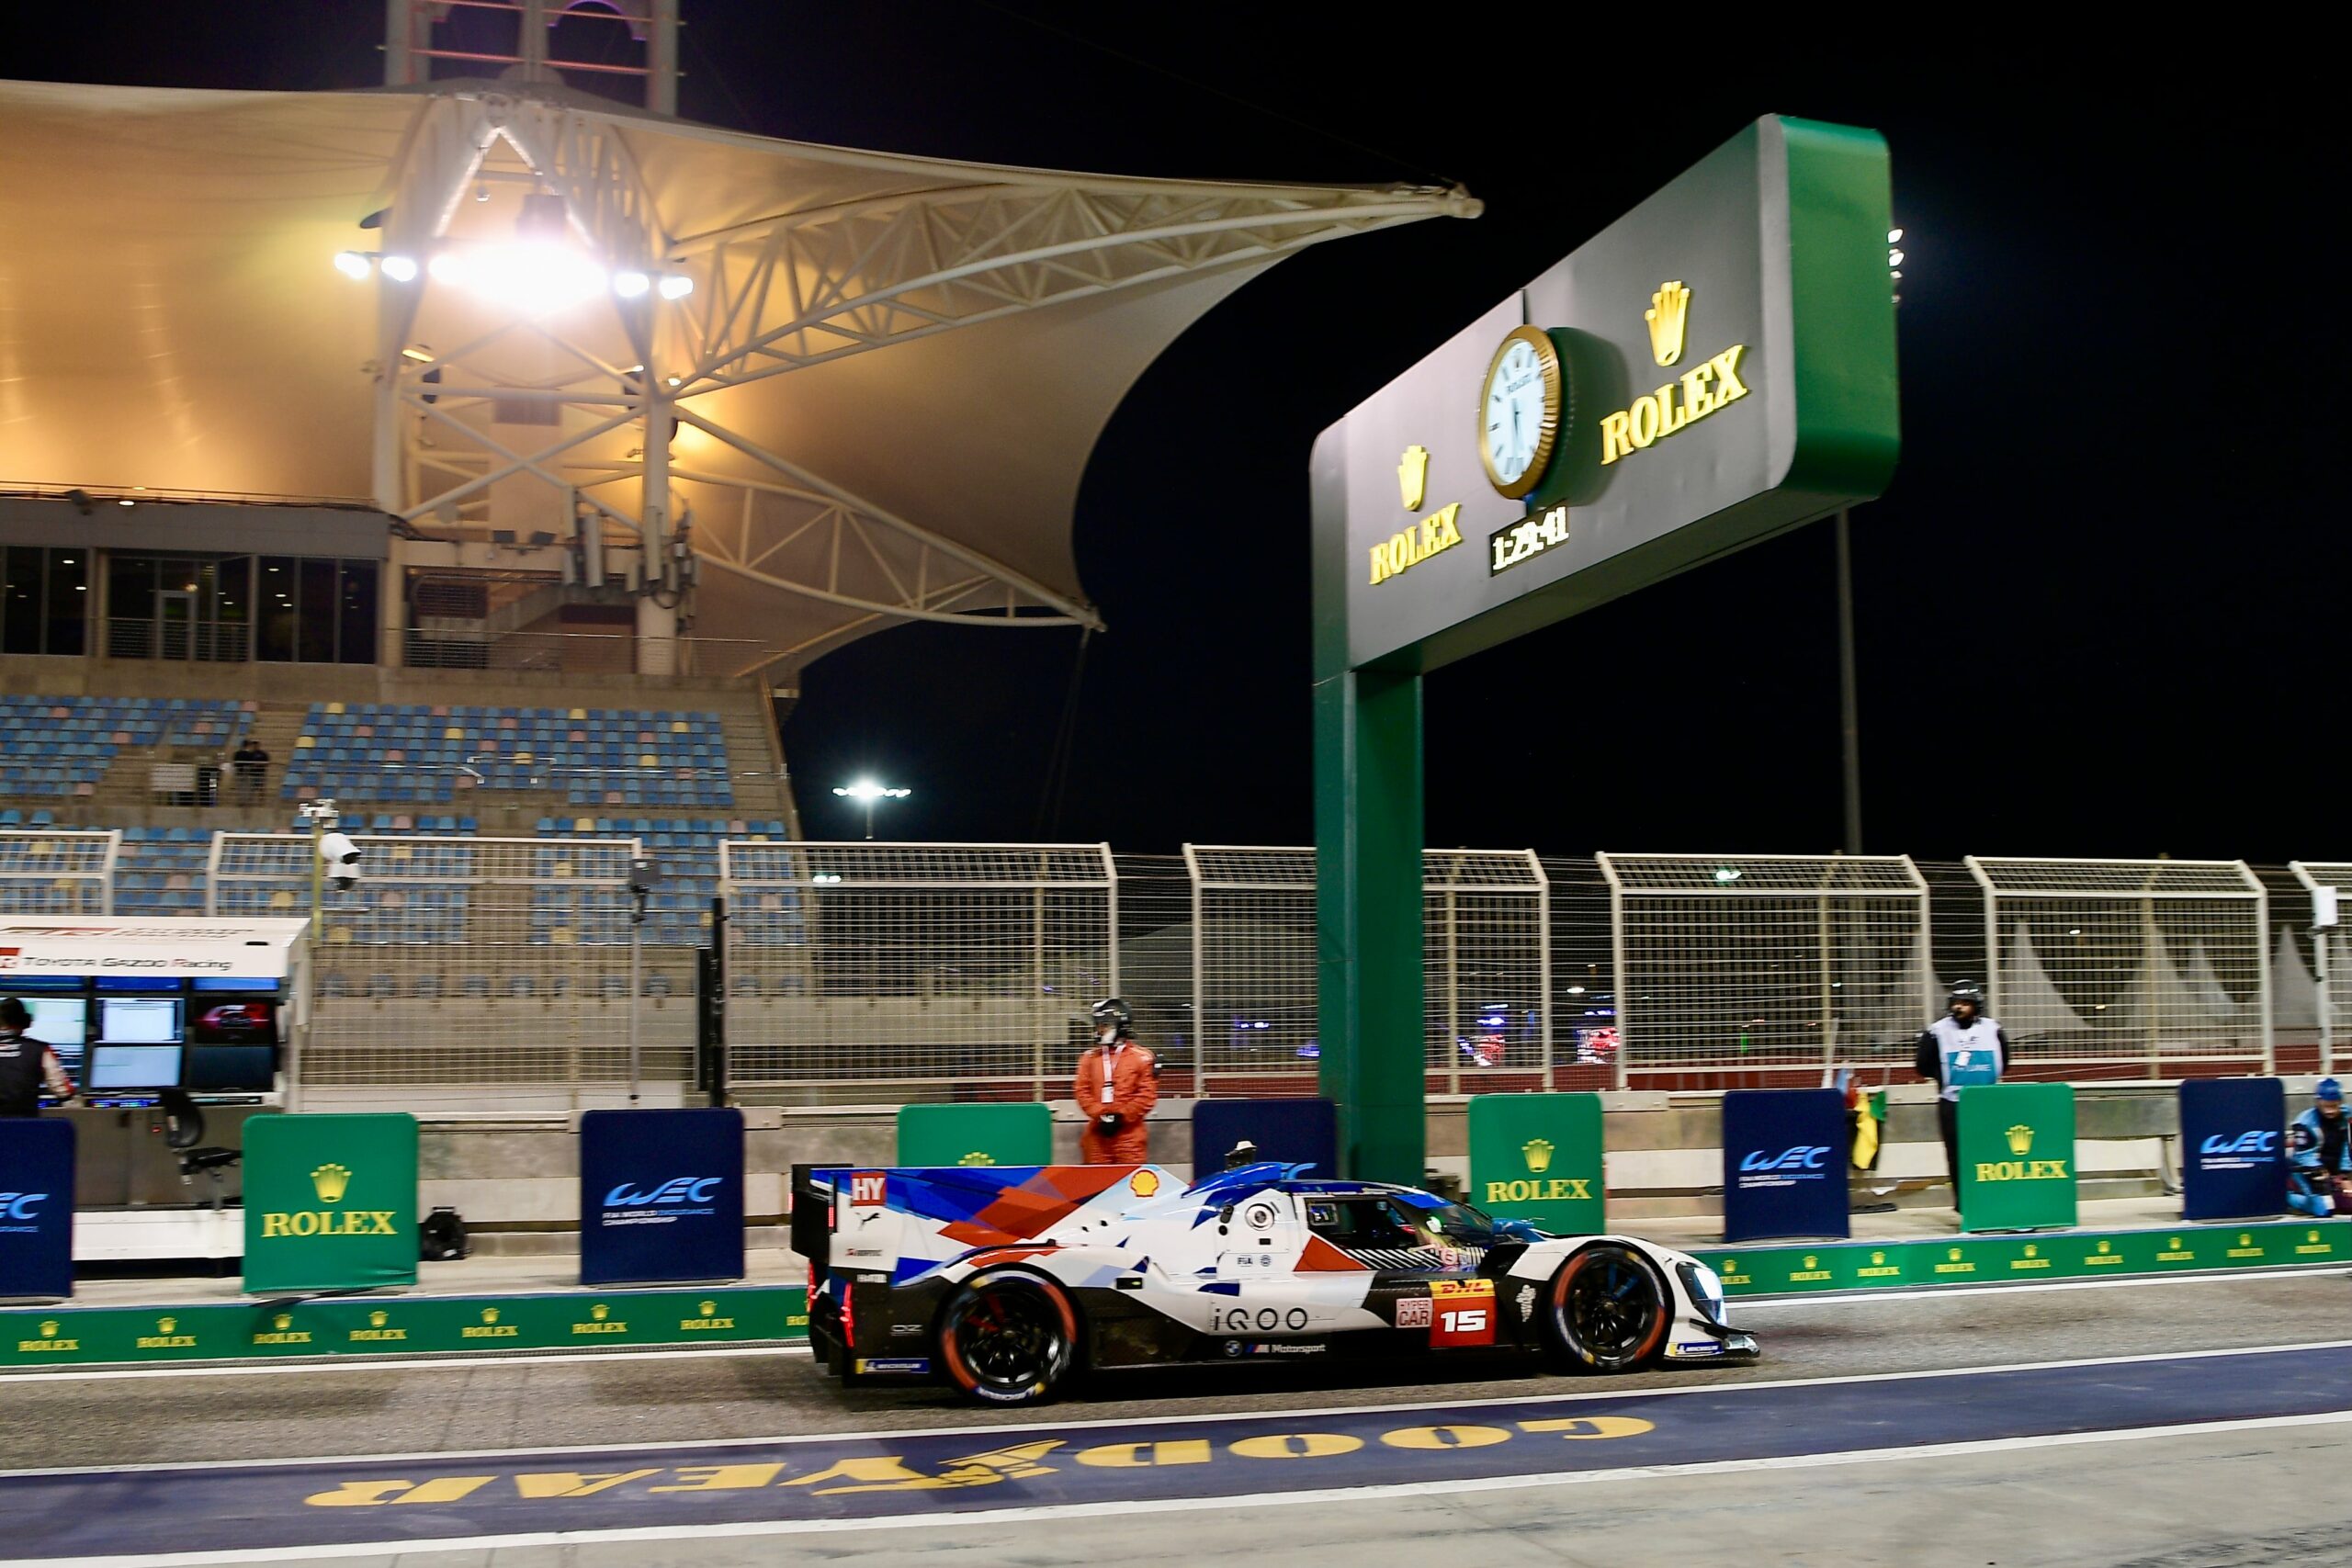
334 250 372 280
427 242 607 315
656 274 695 300
379 254 419 282
1887 227 1903 243
613 270 651 298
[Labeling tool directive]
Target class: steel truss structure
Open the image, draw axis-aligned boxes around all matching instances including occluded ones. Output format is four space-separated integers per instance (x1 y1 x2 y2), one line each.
362 92 1472 666
2289 862 2350 1076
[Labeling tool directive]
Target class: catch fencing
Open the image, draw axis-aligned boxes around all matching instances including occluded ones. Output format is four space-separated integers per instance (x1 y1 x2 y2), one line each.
0 829 117 917
206 831 687 1112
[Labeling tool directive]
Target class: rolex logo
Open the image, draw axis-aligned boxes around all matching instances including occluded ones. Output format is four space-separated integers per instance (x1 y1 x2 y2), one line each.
481 1308 500 1325
1397 445 1430 512
1521 1137 1555 1174
700 1300 718 1317
2004 1124 2034 1156
1645 281 1690 367
591 1303 610 1321
157 1316 176 1334
273 1314 293 1331
40 1320 59 1338
368 1310 388 1328
957 1152 996 1167
311 1163 353 1203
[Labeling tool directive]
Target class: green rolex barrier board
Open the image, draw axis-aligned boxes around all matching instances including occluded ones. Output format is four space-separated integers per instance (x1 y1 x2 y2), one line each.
896 1103 1052 1168
1467 1093 1605 1235
243 1113 419 1293
1957 1083 2077 1232
1698 1219 2347 1297
1 1287 807 1370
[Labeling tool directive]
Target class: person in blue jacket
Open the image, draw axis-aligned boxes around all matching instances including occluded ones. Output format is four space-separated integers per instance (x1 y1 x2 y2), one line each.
2287 1077 2349 1216
1915 980 2008 1192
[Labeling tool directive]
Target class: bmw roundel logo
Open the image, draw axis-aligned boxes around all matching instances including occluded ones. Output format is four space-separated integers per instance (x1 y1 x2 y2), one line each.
1224 1339 1242 1358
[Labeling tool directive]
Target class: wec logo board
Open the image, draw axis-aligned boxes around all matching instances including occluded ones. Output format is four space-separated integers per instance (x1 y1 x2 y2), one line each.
1738 1145 1832 1174
603 1178 725 1207
2199 1132 2279 1157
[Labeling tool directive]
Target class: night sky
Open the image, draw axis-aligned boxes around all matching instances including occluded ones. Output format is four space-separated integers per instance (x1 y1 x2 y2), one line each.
7 9 2333 861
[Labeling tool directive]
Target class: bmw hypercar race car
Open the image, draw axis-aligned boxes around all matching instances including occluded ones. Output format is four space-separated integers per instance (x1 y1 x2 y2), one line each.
792 1161 1754 1405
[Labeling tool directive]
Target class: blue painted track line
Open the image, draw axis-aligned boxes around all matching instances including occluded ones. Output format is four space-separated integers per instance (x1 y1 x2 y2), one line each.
3 1345 2347 1561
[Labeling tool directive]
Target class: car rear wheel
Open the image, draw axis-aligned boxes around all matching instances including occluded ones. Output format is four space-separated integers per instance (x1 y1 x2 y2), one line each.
1545 1243 1668 1373
937 1269 1079 1405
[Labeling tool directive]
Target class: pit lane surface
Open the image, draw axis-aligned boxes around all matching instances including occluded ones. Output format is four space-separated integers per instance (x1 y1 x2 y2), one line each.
3 1270 2346 1566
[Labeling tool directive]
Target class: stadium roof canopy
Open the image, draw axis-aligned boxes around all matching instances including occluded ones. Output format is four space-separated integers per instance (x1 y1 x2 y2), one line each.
0 79 1473 671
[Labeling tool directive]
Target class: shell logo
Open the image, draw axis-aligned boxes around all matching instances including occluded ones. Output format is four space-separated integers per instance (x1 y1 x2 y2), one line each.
1129 1170 1160 1198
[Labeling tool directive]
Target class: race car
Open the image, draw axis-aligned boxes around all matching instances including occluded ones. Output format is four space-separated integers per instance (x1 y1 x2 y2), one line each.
792 1160 1753 1405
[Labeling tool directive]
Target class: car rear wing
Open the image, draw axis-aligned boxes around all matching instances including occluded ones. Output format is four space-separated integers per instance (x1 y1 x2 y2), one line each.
789 1164 844 1263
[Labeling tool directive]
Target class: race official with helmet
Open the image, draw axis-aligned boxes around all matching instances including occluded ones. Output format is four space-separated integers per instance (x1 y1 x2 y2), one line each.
1914 981 2009 1190
0 997 76 1118
1075 998 1156 1164
2287 1077 2349 1216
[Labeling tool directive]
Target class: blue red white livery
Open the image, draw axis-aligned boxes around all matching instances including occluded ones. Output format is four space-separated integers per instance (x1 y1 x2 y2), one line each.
793 1161 1755 1404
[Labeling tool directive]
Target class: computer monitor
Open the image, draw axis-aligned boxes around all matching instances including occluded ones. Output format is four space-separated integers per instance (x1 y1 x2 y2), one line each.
189 997 277 1044
98 996 182 1045
186 1043 276 1093
85 1043 184 1091
22 997 88 1077
95 976 182 994
191 976 278 993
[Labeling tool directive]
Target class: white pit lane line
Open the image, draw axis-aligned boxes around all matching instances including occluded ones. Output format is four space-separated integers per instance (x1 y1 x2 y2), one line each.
0 1342 812 1384
7 1337 2349 1480
8 1410 2351 1568
1730 1262 2351 1309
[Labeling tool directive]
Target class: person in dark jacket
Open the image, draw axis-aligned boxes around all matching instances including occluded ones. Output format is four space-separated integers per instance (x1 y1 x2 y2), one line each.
0 998 76 1117
1914 980 2009 1194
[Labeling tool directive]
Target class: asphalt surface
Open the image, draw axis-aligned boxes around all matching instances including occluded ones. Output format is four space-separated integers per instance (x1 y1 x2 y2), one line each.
2 1270 2346 1565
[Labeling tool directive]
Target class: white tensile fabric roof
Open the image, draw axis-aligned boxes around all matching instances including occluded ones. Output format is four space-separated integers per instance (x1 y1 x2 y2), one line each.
0 80 1469 664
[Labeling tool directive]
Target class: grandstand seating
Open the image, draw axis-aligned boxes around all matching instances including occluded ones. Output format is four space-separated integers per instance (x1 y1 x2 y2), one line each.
283 703 733 808
0 696 249 798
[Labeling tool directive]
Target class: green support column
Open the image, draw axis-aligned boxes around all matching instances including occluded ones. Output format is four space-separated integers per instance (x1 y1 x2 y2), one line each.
1314 665 1424 1184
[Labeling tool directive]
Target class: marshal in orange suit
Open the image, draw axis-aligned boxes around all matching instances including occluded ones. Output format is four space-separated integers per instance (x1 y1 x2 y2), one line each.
1076 997 1157 1163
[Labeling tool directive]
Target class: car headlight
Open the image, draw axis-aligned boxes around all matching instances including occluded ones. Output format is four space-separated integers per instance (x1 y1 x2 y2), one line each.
1676 1259 1728 1325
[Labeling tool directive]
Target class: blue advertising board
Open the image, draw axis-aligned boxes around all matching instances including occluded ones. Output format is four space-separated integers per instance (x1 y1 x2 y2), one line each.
2179 1077 2288 1221
1722 1089 1849 1243
579 1108 745 1286
0 1118 74 1301
1193 1099 1339 1179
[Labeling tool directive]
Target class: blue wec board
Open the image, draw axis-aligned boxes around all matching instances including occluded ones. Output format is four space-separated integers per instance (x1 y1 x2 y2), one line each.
0 1118 73 1302
1721 1089 1849 1243
1193 1100 1339 1179
579 1108 745 1286
2179 1078 2287 1221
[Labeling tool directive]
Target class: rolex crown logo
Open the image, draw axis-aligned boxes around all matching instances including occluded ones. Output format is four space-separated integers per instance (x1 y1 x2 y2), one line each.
1397 445 1430 512
958 1151 995 1167
1644 280 1690 367
1871 1251 1885 1266
368 1310 388 1328
2004 1124 2034 1156
157 1316 176 1334
2024 1245 2037 1258
591 1303 610 1321
2098 1241 2111 1254
481 1308 500 1325
1947 1247 1962 1261
1521 1136 1555 1174
273 1314 293 1331
310 1163 353 1203
699 1300 718 1316
39 1320 58 1338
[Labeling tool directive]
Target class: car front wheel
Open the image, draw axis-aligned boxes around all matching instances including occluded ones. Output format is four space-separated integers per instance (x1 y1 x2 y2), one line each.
1545 1243 1668 1373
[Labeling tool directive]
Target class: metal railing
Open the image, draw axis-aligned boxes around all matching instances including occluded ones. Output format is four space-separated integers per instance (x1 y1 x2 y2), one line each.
103 619 254 663
402 629 768 677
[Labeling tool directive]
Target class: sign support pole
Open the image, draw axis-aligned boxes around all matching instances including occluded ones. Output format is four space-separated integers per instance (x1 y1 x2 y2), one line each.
1314 667 1424 1185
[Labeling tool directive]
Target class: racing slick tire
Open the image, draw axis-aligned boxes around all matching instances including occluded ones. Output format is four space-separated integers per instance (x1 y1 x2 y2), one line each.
1543 1242 1670 1374
937 1268 1080 1406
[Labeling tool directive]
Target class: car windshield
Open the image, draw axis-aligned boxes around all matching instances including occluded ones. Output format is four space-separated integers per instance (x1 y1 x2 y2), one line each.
1397 1199 1500 1249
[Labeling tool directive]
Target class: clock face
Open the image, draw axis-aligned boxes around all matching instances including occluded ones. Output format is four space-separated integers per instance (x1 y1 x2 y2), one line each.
1478 326 1563 499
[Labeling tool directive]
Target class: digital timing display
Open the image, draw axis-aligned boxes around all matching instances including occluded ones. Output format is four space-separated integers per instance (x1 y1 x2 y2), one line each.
1488 505 1570 576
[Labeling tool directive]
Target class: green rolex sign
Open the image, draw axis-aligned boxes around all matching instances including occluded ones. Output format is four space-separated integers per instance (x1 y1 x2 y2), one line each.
895 1103 1052 1168
1957 1084 2077 1233
1467 1093 1606 1235
243 1113 419 1293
